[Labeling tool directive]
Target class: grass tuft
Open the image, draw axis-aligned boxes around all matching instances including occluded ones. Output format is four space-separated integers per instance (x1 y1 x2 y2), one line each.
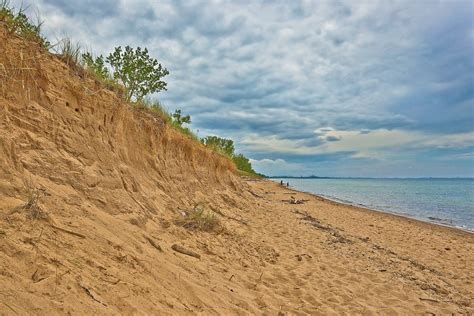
0 0 50 49
23 188 41 219
55 37 82 67
136 98 172 122
175 205 221 232
135 98 200 141
20 179 46 220
171 122 200 141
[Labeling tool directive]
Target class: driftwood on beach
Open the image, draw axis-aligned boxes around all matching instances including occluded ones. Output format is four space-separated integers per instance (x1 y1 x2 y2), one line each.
171 244 201 259
281 196 309 204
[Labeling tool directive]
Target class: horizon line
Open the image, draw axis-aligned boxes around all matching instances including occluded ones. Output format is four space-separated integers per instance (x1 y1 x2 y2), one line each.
267 176 474 179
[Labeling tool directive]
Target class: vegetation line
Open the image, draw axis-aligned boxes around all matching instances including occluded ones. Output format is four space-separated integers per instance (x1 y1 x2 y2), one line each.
0 1 263 177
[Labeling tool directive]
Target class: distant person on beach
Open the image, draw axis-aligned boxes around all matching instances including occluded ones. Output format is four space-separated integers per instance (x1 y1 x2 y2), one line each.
280 180 283 185
286 182 289 187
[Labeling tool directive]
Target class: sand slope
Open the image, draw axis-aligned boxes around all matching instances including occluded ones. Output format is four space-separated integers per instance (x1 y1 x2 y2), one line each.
1 25 473 314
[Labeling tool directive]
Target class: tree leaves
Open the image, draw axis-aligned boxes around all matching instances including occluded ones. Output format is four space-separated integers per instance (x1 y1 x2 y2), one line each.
82 52 109 80
201 136 235 157
172 109 191 127
106 46 169 102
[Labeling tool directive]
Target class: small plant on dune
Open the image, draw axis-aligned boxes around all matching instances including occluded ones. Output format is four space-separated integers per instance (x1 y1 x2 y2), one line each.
170 109 199 140
175 205 221 232
135 99 200 140
82 52 109 81
171 109 191 127
18 179 46 220
23 186 40 219
106 46 169 102
0 0 50 48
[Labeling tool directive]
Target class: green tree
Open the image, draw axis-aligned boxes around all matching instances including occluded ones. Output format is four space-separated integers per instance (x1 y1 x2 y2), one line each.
82 52 109 80
201 136 235 157
171 109 191 127
232 154 256 174
106 46 169 102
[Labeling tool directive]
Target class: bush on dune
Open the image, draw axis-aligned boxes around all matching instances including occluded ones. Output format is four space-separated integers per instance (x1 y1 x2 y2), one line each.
201 136 235 158
82 52 109 81
169 108 199 141
106 46 169 102
232 154 254 173
200 136 263 177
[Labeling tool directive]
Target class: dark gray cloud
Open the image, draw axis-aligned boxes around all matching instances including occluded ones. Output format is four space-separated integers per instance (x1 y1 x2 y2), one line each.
326 136 341 142
12 0 474 177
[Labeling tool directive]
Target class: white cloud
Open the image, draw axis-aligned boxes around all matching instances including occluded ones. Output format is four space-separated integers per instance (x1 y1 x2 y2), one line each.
243 128 474 159
250 158 304 175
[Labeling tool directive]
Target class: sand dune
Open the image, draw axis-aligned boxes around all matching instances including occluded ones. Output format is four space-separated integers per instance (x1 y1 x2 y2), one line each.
1 24 473 314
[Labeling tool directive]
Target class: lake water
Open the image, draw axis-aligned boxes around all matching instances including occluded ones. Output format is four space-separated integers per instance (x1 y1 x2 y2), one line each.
273 178 474 231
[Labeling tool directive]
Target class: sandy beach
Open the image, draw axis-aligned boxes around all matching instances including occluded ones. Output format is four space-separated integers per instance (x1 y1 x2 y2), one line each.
2 176 473 314
238 179 474 314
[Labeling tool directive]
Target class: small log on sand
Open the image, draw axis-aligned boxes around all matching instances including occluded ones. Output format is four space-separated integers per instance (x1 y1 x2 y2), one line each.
171 244 201 259
145 236 163 252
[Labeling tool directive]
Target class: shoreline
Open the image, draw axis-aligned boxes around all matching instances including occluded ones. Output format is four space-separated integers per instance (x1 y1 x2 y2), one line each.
269 179 474 234
284 185 474 234
246 178 474 313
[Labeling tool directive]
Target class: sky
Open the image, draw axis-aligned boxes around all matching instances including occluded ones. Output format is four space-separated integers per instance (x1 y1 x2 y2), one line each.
12 0 474 177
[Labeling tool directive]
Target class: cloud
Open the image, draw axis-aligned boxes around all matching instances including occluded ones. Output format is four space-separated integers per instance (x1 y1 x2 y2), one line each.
241 127 474 162
325 136 341 142
11 0 474 177
250 158 303 175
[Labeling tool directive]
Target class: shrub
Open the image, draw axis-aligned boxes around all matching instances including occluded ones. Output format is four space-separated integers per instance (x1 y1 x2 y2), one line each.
81 52 125 95
201 136 235 157
171 109 190 127
106 46 169 102
82 52 109 80
169 109 198 140
232 153 256 174
136 99 199 140
199 135 263 176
